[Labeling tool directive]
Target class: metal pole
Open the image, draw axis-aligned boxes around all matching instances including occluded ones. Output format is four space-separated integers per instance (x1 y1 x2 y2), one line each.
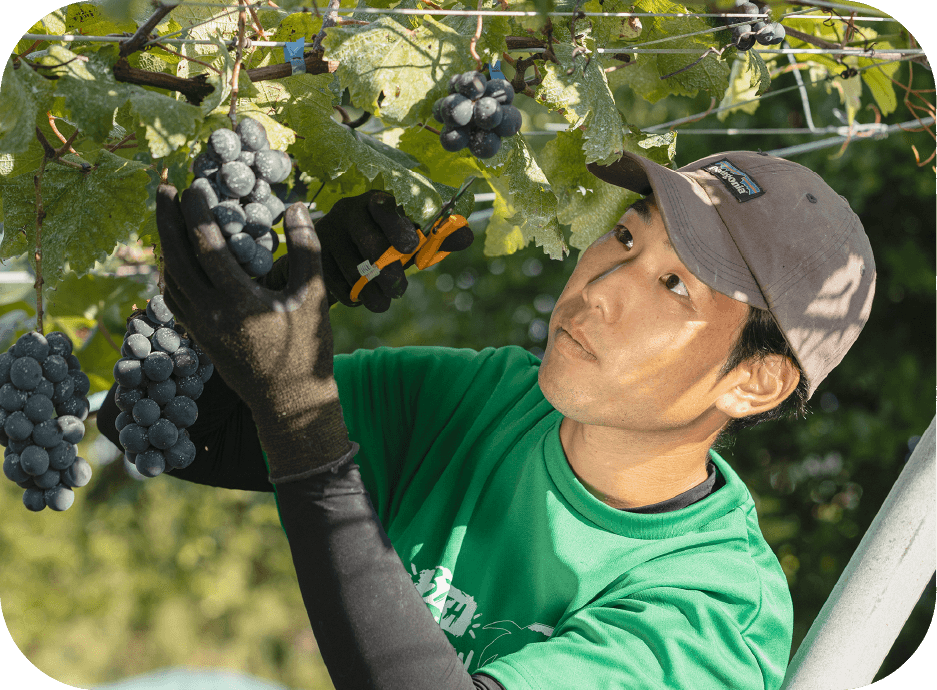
780 416 937 690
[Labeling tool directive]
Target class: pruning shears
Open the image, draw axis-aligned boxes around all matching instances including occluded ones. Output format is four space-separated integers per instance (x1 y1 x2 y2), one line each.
350 176 476 303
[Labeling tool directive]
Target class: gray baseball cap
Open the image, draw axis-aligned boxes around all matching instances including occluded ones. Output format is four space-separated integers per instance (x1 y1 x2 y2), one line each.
587 150 876 398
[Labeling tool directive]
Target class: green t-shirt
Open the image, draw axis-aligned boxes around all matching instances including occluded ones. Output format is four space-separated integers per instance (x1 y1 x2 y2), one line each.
319 345 793 689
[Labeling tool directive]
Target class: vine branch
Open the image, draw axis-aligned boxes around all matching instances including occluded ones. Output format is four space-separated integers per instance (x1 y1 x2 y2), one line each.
119 2 180 58
229 6 249 128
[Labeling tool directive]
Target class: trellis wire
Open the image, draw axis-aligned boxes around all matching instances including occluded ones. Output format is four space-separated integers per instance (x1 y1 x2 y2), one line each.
19 32 922 57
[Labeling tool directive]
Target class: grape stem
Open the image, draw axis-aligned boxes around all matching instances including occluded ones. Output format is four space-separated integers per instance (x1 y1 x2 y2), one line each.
313 0 341 53
469 0 484 72
118 2 180 58
229 7 249 129
32 129 52 335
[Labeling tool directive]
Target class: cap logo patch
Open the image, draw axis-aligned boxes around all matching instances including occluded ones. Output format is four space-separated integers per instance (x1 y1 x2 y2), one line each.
702 159 765 202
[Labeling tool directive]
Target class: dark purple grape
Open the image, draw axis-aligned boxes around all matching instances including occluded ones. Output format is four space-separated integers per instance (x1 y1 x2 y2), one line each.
440 127 470 152
114 385 140 413
4 411 33 441
24 394 54 424
13 332 49 361
33 379 54 400
147 378 177 406
244 202 273 229
244 178 271 204
114 411 132 432
7 438 29 454
473 97 503 130
119 423 150 454
162 396 198 429
19 445 49 476
264 195 285 225
197 363 214 384
70 370 90 398
55 395 88 420
45 331 72 358
438 94 473 128
44 484 74 511
66 354 81 371
23 488 46 511
735 32 756 50
237 117 269 152
255 231 278 253
143 352 173 382
213 201 247 237
493 106 522 138
164 433 196 470
227 233 257 264
237 150 255 167
243 245 273 277
147 295 174 325
57 415 85 444
756 22 785 45
148 419 179 450
3 453 30 483
1 383 27 412
10 356 43 391
135 449 165 477
468 130 502 159
454 71 486 100
194 152 220 179
34 468 61 490
151 328 181 354
127 318 156 338
132 398 161 427
62 457 91 488
32 418 63 448
114 358 143 388
218 161 256 197
432 97 446 123
253 150 292 185
52 376 75 405
48 441 77 471
171 348 199 378
0 351 13 384
208 128 242 163
176 375 204 400
42 354 68 383
483 78 514 105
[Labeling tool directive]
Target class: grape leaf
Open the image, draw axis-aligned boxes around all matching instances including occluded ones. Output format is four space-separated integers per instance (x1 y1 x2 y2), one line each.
129 89 203 159
243 73 334 152
717 50 767 121
0 60 54 155
63 2 137 37
398 126 486 188
540 129 636 252
323 15 493 126
38 45 131 144
0 149 151 281
478 136 566 260
535 43 625 164
296 116 443 224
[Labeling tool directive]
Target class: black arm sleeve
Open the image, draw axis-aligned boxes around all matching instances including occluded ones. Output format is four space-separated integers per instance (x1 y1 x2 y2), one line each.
96 371 273 492
274 457 506 690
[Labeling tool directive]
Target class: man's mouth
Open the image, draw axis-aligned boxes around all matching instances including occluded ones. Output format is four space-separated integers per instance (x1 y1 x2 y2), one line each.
556 326 597 361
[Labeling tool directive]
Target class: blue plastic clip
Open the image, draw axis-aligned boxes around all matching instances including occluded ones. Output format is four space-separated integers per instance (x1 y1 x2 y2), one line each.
488 60 506 80
284 37 306 75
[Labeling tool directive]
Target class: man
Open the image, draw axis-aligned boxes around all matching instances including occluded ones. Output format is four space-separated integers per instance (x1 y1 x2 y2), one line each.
99 149 875 690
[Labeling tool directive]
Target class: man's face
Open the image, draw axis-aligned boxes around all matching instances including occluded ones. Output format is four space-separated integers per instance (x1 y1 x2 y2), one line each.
538 203 750 433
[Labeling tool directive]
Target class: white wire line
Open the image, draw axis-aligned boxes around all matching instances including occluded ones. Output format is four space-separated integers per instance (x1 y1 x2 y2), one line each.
157 3 894 20
789 51 818 132
765 115 935 157
19 33 922 56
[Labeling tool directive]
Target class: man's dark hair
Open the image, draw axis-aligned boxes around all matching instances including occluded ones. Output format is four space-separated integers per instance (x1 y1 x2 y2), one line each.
626 194 810 447
713 307 811 449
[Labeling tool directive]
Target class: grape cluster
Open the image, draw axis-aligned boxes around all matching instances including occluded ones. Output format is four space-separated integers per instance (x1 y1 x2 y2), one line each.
112 295 211 478
191 117 293 279
1 331 91 512
433 71 522 159
717 1 785 50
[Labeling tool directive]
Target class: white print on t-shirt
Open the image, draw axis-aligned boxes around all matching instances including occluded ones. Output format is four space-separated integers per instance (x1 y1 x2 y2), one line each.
411 563 554 672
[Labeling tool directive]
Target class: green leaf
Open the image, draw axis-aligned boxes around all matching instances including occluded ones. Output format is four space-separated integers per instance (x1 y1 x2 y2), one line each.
478 136 566 260
64 2 138 37
398 126 485 189
297 116 443 225
129 90 203 159
540 129 636 252
323 15 491 126
240 73 335 152
0 149 151 281
0 60 54 155
39 45 131 144
717 50 768 122
535 43 625 164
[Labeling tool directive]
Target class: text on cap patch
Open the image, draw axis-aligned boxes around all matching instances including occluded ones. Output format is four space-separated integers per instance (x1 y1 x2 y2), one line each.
702 159 766 202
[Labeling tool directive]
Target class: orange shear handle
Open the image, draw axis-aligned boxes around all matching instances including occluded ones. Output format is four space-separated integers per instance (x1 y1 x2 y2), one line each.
350 214 467 303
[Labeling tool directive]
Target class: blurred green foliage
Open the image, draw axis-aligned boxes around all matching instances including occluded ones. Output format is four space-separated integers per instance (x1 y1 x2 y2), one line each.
1 17 935 690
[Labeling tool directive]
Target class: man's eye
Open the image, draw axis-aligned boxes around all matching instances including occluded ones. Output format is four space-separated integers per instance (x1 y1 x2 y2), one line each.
613 225 633 249
663 274 689 297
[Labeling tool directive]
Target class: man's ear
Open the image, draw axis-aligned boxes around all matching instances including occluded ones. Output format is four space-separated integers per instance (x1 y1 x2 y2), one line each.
715 355 801 419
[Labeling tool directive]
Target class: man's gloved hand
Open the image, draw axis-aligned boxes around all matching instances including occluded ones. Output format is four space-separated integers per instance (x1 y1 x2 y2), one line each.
260 191 474 312
156 183 356 482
